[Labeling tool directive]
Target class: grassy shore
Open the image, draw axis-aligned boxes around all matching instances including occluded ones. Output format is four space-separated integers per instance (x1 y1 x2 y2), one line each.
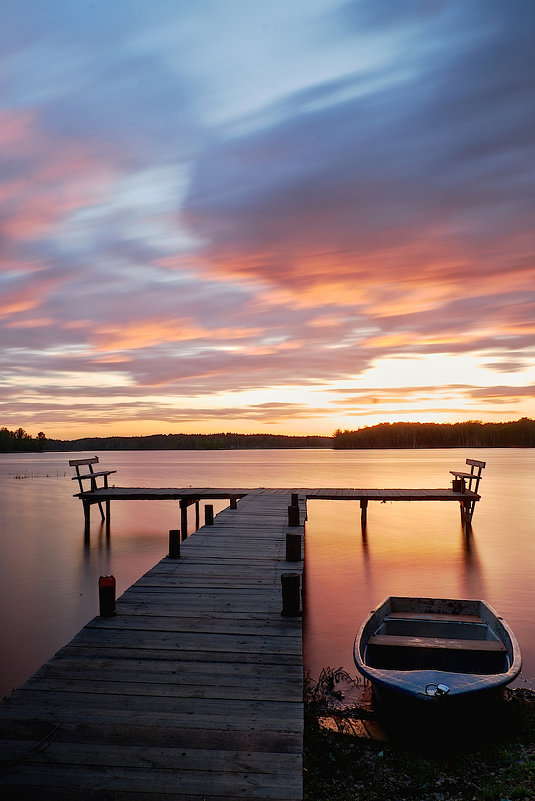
304 671 535 801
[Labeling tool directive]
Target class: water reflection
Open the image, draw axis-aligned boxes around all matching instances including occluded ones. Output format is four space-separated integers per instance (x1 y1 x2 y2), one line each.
304 499 491 683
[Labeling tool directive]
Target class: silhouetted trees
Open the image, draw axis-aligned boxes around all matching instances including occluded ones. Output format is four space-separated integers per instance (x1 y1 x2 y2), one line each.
333 419 535 448
45 433 333 451
0 427 47 452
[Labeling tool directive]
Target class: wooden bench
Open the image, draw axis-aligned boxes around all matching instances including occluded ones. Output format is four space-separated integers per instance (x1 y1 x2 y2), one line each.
449 458 486 525
69 456 116 525
449 458 486 494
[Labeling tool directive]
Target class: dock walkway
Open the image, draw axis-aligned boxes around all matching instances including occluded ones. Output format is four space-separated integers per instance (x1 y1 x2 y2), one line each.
0 490 305 801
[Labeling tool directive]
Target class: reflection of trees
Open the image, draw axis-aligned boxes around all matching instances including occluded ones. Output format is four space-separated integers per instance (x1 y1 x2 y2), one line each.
0 427 46 452
333 418 535 449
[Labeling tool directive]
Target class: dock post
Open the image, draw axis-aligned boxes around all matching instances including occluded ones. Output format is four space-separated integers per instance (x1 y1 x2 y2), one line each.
291 493 299 507
281 572 301 616
288 505 300 526
180 499 188 539
98 575 116 617
205 504 214 525
195 500 200 531
286 532 302 561
360 499 368 529
230 496 238 509
168 529 181 558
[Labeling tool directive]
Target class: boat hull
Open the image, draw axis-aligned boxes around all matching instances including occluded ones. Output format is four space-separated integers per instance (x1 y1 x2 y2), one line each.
354 597 521 707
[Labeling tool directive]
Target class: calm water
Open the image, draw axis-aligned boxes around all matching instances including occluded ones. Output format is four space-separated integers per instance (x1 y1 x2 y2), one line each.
1 448 534 700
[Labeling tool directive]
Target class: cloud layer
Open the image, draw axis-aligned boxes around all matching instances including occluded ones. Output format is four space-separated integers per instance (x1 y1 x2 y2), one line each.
1 0 534 436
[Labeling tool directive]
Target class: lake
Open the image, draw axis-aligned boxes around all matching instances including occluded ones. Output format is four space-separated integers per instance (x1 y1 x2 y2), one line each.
1 448 534 700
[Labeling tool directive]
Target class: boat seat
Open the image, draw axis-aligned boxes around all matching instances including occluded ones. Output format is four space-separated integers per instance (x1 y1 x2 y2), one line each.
369 634 505 652
387 611 483 624
367 634 507 674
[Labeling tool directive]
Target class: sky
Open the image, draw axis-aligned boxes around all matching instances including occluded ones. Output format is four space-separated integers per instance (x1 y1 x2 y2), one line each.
1 0 534 439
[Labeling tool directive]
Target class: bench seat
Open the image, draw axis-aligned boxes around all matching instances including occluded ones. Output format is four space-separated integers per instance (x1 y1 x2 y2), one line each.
369 634 505 652
72 470 116 481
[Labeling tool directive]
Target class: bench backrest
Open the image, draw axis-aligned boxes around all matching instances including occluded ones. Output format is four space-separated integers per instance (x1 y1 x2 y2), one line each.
465 458 485 493
69 456 99 468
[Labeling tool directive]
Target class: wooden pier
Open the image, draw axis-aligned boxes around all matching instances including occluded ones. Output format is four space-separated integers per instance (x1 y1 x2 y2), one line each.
0 490 306 800
69 455 484 534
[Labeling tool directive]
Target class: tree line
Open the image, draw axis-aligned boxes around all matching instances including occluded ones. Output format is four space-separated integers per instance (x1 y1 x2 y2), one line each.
45 432 333 451
0 427 47 452
332 418 535 449
3 419 535 453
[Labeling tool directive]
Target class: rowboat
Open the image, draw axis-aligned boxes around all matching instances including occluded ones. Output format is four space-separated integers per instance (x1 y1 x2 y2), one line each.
354 596 521 706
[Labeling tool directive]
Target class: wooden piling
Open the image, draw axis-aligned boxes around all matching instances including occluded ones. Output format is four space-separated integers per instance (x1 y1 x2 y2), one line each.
98 575 116 617
230 495 238 509
360 499 368 528
168 529 181 558
288 505 300 526
205 503 214 526
180 499 188 538
285 532 302 562
281 572 301 616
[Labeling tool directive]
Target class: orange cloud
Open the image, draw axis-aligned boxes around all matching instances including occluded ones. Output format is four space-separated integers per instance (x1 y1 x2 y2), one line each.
92 318 263 352
4 317 53 329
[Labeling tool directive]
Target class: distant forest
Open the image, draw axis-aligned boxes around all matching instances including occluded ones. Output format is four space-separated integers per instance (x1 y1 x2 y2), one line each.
45 432 333 451
2 419 535 453
333 418 535 449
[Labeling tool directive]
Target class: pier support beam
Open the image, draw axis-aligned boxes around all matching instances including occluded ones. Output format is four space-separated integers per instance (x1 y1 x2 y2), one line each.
180 499 188 539
360 499 368 529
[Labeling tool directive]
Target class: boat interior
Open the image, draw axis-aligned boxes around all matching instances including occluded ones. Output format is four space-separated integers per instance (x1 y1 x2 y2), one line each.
365 610 509 675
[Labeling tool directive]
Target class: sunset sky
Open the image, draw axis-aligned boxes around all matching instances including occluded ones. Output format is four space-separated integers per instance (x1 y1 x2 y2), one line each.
1 0 534 439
